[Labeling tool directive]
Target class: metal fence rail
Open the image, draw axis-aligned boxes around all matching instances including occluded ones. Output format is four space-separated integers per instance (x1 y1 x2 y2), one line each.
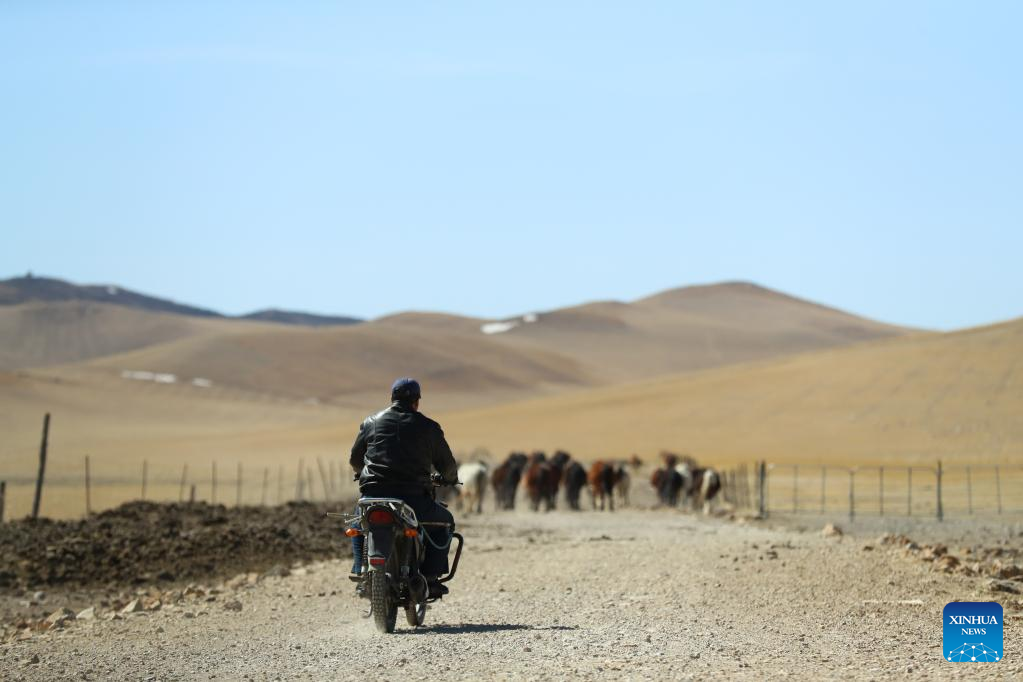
723 461 1023 520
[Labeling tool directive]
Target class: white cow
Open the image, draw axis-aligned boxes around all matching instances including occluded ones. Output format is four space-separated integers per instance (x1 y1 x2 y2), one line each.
456 462 489 514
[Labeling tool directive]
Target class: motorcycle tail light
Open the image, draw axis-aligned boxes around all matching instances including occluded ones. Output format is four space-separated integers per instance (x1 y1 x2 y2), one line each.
345 528 362 537
367 509 395 524
369 557 386 567
404 528 418 538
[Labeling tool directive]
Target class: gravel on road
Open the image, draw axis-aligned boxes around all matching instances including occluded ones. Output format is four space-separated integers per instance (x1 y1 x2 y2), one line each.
2 509 1021 681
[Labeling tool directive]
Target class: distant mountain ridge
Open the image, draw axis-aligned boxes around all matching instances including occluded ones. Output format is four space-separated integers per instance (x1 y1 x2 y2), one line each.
0 274 362 327
0 274 221 318
239 309 362 327
0 273 918 405
55 279 915 406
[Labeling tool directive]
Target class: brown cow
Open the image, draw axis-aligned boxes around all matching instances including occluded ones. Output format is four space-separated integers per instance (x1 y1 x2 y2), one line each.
562 461 588 510
524 452 557 512
491 452 528 510
588 461 619 511
650 465 684 507
545 451 570 507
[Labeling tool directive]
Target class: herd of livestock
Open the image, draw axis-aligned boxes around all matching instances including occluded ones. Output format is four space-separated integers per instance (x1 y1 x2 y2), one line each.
450 451 722 515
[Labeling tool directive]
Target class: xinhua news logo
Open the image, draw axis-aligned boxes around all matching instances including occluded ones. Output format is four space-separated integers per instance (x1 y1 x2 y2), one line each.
943 602 1003 662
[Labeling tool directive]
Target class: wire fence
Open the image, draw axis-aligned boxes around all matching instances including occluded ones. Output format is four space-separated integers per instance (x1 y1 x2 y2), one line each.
1 412 1019 522
721 461 1023 520
0 455 363 522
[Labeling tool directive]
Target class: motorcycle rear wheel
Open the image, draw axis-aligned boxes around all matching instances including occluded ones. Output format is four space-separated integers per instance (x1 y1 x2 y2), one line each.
370 570 397 633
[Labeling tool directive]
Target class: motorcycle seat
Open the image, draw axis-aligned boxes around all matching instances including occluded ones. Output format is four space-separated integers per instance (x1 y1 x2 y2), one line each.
356 498 418 527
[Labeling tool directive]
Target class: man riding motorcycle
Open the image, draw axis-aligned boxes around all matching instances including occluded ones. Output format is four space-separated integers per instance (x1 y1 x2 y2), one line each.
348 377 458 598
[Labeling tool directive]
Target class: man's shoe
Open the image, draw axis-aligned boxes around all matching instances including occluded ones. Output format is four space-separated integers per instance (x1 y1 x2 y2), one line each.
353 571 369 598
428 581 449 599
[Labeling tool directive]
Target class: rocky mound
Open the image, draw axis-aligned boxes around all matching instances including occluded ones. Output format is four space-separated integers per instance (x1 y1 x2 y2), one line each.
0 500 353 591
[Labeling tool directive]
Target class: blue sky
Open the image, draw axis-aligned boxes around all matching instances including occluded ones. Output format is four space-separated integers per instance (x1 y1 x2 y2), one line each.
1 2 1020 329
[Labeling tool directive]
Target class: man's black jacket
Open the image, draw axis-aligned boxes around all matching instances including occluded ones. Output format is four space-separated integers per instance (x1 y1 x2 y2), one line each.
349 401 458 495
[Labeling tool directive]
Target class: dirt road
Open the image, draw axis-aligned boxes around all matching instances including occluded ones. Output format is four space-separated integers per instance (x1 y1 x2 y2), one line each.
3 509 1021 680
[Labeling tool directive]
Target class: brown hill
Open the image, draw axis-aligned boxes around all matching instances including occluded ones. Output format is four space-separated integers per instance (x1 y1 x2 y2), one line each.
481 281 910 382
437 316 1023 464
58 282 911 406
75 320 590 410
0 302 282 370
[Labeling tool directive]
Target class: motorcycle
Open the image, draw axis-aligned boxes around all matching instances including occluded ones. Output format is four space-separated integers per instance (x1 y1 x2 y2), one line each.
333 476 464 633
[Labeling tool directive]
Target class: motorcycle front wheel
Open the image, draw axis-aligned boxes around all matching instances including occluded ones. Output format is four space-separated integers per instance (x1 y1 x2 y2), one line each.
370 570 397 633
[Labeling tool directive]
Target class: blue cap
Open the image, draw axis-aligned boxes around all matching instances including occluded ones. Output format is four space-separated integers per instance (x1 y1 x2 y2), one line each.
391 377 422 402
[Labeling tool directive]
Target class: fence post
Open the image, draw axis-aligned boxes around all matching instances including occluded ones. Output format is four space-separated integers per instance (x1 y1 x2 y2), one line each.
32 412 50 519
0 480 5 523
296 459 305 501
85 455 92 515
757 461 767 518
936 460 943 522
261 467 269 506
306 469 315 502
820 466 826 513
179 464 188 503
212 461 218 505
329 460 338 499
879 466 884 517
907 467 912 516
316 458 330 502
743 464 751 509
738 465 745 508
966 465 972 515
738 469 744 507
189 484 196 503
277 465 284 504
848 468 855 521
236 462 243 507
792 465 798 513
141 460 148 501
995 466 1002 515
